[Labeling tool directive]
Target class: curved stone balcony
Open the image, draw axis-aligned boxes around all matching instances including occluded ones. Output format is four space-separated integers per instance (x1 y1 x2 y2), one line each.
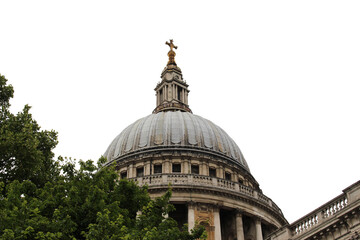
129 173 284 217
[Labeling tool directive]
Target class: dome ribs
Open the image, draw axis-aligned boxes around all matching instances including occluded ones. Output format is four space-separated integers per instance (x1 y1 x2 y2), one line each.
104 133 119 160
115 124 133 157
170 111 183 144
153 113 164 145
163 112 170 145
184 112 198 146
139 114 155 148
220 127 238 160
207 120 224 153
125 118 142 152
132 116 147 150
196 115 214 149
105 111 250 171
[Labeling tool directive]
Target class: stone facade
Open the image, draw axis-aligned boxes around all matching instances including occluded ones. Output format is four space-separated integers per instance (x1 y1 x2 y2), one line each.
104 43 360 240
105 148 287 240
267 181 360 240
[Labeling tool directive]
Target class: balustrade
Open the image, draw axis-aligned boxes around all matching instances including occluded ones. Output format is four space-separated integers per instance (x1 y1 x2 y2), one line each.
128 173 281 214
291 194 348 236
293 215 318 235
322 196 347 218
193 174 213 186
167 173 189 184
258 192 270 203
217 178 235 190
240 184 254 197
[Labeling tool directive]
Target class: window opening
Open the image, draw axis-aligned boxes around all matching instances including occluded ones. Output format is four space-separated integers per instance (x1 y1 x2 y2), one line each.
154 164 162 174
172 163 181 173
225 172 231 181
177 87 182 101
136 167 144 177
159 89 163 102
191 165 199 174
209 168 216 177
120 171 127 179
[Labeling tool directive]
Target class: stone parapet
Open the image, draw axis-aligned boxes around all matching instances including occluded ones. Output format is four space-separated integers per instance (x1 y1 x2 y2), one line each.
129 173 284 220
291 194 348 235
152 101 192 113
267 180 360 240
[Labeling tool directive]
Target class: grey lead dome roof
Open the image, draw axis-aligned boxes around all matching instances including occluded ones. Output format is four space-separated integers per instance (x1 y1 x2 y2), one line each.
104 111 250 172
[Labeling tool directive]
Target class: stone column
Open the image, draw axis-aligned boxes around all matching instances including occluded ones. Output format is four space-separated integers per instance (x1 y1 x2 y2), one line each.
236 211 245 240
255 219 263 240
217 166 223 178
145 161 151 175
183 159 189 174
128 163 134 178
163 85 166 100
168 84 171 101
175 85 178 99
214 207 222 240
188 202 195 231
202 162 208 176
164 159 170 173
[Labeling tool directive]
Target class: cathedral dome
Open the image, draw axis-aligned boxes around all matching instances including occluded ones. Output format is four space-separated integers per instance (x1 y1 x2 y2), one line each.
102 41 288 239
104 111 250 172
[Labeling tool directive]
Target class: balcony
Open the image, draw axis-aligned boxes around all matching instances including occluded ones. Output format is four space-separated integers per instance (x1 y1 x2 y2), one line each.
129 173 283 216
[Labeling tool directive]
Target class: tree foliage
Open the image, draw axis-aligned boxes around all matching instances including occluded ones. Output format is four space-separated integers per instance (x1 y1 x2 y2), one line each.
0 75 206 239
0 158 206 239
0 74 58 187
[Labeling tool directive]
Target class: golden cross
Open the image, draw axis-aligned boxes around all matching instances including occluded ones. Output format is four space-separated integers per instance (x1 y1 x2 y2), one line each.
166 39 178 52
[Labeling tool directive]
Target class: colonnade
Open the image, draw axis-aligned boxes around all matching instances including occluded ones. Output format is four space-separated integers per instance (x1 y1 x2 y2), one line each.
187 204 264 240
156 83 189 105
125 160 247 184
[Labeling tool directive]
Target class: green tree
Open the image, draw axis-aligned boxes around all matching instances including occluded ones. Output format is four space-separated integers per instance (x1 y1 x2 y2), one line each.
0 158 206 239
0 74 58 187
0 75 206 239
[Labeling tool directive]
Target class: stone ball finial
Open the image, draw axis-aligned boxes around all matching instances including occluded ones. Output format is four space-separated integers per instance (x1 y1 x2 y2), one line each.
166 39 178 65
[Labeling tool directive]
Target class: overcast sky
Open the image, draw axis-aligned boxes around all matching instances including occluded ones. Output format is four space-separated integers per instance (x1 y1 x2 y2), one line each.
1 1 359 223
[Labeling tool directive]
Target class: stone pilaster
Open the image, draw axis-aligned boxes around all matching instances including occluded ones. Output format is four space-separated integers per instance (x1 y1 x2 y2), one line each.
164 159 170 173
200 162 205 175
172 84 175 99
165 85 168 100
255 219 263 240
214 207 222 240
188 202 195 231
145 161 151 175
217 165 223 178
236 211 245 240
128 163 134 178
183 159 189 174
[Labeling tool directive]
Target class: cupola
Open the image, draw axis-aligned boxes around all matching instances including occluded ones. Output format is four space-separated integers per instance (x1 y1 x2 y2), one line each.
153 39 192 114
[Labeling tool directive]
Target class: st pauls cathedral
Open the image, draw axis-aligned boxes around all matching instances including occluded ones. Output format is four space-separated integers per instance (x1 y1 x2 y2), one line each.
104 40 360 240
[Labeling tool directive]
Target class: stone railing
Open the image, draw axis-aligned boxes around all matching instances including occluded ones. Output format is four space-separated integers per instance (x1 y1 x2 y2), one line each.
131 173 282 214
152 102 192 114
291 194 348 235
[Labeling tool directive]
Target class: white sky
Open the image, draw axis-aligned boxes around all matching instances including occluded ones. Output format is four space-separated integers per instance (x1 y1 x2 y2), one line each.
1 1 359 223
